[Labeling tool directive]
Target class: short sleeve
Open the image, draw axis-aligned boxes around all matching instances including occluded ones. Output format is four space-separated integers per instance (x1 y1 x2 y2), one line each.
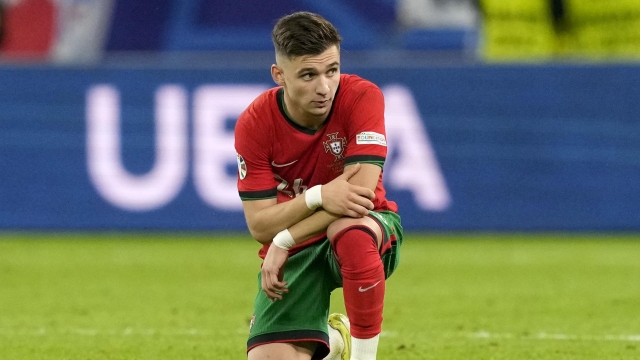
344 85 387 168
234 112 278 201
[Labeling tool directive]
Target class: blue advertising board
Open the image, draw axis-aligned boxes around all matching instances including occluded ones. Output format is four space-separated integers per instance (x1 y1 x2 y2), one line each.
1 64 639 230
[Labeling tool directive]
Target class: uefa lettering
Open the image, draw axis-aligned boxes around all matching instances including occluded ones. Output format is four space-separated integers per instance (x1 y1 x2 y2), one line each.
85 84 451 212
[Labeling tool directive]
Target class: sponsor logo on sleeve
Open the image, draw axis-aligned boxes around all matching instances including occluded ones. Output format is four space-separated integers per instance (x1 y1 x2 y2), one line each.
356 132 387 146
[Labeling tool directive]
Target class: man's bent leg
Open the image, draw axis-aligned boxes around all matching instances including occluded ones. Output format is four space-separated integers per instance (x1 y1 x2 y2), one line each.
248 341 316 360
328 217 384 360
247 242 334 359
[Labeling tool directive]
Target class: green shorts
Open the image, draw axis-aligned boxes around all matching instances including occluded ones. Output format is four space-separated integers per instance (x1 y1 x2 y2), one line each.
246 211 403 359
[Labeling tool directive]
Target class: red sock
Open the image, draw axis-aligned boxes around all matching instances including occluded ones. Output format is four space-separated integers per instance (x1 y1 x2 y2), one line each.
333 226 385 339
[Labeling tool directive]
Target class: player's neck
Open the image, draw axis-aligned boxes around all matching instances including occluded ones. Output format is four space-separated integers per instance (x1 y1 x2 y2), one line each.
282 96 328 130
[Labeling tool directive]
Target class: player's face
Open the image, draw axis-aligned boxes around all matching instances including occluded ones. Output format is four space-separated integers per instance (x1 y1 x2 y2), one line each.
273 45 340 127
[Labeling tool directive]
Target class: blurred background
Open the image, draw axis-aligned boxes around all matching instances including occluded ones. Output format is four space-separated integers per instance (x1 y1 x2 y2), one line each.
1 0 640 232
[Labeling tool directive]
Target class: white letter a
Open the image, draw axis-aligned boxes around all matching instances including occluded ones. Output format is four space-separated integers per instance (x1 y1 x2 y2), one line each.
383 85 451 211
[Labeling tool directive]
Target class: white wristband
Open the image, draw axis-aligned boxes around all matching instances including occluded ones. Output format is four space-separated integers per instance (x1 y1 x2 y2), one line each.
305 185 323 210
273 229 296 251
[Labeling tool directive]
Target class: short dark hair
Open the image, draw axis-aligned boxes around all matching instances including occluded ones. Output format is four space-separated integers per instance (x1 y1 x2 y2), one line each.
272 12 342 58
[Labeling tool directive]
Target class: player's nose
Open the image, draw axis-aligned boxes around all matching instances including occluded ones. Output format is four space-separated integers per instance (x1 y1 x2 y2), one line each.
316 77 330 96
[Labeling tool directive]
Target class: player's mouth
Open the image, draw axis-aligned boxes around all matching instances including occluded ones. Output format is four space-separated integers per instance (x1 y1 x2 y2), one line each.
313 99 331 107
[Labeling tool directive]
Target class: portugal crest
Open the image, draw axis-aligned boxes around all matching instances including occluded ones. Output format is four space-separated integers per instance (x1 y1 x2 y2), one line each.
323 132 347 161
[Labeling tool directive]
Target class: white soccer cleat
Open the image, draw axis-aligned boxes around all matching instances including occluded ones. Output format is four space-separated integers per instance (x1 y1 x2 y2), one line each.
324 313 351 360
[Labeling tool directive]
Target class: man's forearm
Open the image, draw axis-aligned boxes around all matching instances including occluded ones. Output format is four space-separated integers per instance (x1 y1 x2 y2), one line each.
244 194 315 243
248 163 380 244
287 209 341 245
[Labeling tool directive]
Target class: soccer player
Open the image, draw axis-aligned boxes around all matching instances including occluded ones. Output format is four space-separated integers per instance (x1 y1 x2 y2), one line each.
235 11 403 360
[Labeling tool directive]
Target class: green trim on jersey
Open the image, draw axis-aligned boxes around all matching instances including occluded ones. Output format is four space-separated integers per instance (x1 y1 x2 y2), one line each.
344 155 385 169
239 188 278 201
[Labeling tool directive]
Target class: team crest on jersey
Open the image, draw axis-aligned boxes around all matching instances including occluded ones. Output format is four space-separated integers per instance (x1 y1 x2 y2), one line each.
236 153 247 180
323 132 347 161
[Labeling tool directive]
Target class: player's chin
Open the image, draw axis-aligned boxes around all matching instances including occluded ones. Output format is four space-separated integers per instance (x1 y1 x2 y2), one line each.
310 104 331 115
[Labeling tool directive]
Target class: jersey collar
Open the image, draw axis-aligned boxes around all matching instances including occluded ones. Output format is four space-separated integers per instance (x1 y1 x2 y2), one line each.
276 86 339 135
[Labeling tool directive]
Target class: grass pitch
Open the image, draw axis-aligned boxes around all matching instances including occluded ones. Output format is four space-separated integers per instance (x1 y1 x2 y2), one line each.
0 233 639 359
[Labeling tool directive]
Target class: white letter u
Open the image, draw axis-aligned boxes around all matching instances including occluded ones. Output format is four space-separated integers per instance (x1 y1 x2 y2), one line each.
86 85 188 211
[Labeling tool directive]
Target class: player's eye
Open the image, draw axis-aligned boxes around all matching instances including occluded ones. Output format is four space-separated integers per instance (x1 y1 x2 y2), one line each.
327 68 337 76
301 73 314 80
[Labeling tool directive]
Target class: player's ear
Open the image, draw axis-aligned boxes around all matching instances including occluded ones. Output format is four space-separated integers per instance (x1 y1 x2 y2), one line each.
271 64 285 86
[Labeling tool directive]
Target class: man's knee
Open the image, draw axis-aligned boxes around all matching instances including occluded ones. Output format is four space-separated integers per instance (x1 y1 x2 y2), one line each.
327 217 382 247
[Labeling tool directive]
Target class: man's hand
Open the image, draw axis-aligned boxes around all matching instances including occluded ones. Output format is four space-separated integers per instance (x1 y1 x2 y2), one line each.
321 163 375 218
261 243 290 301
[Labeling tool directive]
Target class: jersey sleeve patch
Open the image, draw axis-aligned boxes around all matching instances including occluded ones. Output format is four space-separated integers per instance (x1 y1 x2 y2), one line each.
344 155 385 168
236 153 247 180
239 188 278 201
356 132 387 146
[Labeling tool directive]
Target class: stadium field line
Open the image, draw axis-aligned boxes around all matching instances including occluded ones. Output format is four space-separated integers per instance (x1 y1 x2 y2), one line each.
465 331 640 342
0 328 219 337
1 328 638 343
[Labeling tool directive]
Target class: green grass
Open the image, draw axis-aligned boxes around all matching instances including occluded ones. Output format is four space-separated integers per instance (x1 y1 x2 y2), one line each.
0 233 639 359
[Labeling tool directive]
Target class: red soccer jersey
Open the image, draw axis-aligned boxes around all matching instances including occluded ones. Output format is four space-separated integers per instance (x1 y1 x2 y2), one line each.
235 74 397 258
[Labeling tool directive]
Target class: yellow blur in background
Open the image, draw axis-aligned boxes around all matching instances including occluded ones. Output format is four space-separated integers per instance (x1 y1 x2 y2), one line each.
479 0 640 61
